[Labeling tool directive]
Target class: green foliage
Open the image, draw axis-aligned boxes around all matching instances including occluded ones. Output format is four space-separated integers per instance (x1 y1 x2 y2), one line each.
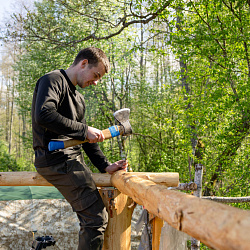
1 0 249 217
0 140 35 171
165 0 250 207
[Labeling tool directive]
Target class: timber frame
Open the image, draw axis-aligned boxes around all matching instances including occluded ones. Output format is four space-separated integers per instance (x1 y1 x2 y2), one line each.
0 171 249 250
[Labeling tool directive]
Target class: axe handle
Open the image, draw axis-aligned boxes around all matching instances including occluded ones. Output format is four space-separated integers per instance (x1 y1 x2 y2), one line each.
48 125 124 151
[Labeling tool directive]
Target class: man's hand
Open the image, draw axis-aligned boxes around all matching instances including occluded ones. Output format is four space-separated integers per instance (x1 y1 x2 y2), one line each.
87 126 105 143
105 160 128 174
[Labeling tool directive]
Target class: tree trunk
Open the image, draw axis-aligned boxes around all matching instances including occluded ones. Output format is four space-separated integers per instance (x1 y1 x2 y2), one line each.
191 164 203 250
8 83 14 154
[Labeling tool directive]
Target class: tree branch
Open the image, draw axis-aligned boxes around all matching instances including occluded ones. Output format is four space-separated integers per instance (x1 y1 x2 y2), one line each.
202 196 250 203
6 0 173 48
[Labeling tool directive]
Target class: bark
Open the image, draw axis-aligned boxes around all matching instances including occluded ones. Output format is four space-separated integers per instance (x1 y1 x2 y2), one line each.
191 164 203 250
202 196 250 203
8 85 14 154
168 182 197 191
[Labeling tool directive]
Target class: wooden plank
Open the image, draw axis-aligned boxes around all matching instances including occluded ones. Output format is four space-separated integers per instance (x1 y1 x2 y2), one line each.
111 171 250 250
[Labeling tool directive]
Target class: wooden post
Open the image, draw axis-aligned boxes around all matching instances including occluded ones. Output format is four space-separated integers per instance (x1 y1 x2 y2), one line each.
149 214 164 250
111 171 250 250
99 187 135 250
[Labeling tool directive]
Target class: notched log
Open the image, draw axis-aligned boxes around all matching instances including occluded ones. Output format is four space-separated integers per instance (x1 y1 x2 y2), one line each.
174 208 184 231
168 182 197 191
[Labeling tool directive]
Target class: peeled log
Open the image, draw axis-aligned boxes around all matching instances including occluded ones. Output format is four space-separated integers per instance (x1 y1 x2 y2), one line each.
111 171 250 250
99 187 135 250
0 171 179 187
123 172 179 187
0 172 53 186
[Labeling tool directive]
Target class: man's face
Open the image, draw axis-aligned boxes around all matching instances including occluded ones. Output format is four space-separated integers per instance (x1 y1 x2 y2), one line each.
77 59 106 88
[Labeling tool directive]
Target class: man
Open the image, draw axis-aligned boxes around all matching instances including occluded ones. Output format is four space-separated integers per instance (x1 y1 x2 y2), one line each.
32 47 127 250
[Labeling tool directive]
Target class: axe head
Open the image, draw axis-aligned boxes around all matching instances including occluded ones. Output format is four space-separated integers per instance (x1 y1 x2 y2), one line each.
113 108 132 136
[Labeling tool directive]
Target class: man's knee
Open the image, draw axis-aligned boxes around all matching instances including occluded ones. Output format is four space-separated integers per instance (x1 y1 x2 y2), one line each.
80 200 108 231
72 190 108 229
98 205 108 231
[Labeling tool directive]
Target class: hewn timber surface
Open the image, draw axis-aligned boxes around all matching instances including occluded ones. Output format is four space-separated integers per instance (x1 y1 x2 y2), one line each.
111 171 250 250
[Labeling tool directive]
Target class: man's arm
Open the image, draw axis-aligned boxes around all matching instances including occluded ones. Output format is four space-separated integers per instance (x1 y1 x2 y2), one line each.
34 74 88 141
82 142 111 173
104 160 128 174
82 142 128 173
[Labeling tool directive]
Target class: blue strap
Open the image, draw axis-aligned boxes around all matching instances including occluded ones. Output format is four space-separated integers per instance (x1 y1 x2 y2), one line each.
48 141 65 151
108 125 120 137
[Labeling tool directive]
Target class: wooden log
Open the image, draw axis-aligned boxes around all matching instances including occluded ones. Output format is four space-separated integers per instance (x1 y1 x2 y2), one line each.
0 171 179 187
124 172 179 187
149 214 164 250
0 172 53 186
99 187 135 250
111 171 250 250
168 182 197 191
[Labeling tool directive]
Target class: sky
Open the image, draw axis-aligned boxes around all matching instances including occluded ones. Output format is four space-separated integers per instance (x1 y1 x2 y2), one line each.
0 0 34 78
0 0 14 42
0 0 11 11
0 0 13 20
0 0 14 78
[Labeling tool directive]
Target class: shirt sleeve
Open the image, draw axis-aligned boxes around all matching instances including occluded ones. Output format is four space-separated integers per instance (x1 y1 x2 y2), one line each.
34 74 88 141
82 142 111 173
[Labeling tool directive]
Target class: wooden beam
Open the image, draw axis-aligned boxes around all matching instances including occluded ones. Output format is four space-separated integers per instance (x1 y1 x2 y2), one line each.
99 187 135 250
124 172 179 187
0 171 53 186
111 171 250 250
0 171 179 187
149 214 164 250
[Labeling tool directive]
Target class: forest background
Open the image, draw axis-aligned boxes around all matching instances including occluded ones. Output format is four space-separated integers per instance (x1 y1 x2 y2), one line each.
0 0 249 211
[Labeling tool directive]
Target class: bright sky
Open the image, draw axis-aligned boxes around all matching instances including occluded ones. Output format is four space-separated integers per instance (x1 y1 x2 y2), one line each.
0 0 34 76
0 0 14 77
0 0 11 10
0 0 35 24
0 0 13 18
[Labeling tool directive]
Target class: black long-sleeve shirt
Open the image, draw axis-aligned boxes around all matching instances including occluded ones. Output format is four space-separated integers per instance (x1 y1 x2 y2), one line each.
32 69 110 172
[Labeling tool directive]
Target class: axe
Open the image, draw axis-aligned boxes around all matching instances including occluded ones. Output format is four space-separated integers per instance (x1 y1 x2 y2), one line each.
48 108 132 151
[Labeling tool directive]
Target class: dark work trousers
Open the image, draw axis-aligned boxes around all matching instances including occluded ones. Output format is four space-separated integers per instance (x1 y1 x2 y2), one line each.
36 157 108 250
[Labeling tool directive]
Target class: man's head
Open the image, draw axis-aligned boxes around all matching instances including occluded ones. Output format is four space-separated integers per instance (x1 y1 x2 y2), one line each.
67 47 110 88
72 47 110 73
